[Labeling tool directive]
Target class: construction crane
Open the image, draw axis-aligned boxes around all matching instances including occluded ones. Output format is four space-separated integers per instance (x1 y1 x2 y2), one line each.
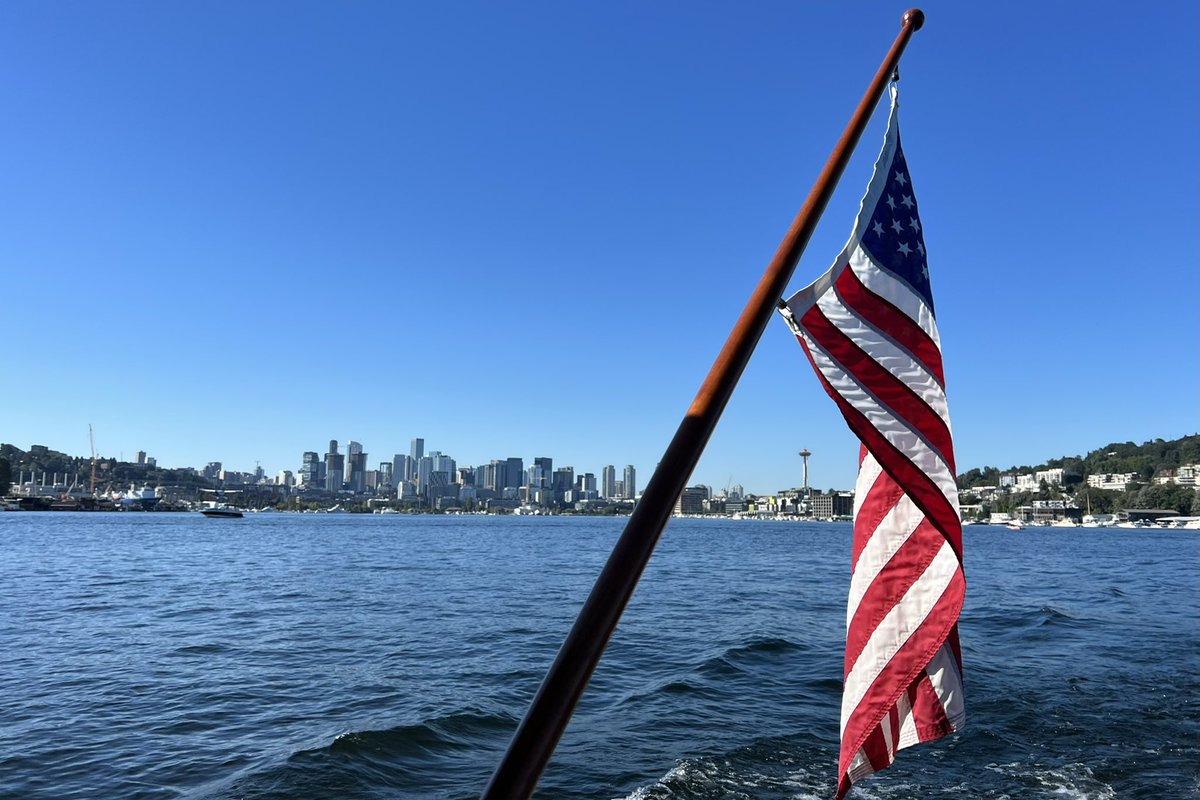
88 424 97 497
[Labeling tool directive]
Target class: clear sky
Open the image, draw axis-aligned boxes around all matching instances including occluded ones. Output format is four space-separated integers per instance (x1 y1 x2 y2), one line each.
2 1 1196 494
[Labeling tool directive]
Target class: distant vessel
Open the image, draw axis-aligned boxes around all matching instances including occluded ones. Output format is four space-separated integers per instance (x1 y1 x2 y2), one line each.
118 485 161 511
200 504 243 519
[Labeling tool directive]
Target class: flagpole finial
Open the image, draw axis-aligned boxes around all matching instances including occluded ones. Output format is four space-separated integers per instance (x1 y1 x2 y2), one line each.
903 8 925 31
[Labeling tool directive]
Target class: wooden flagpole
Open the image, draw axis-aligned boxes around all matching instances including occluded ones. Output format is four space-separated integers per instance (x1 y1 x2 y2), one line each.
482 10 926 798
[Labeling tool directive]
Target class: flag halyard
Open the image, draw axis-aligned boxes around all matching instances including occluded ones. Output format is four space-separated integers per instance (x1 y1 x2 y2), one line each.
779 86 965 799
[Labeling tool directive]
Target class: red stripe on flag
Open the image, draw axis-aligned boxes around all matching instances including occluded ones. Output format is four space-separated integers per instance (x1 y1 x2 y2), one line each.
798 340 962 560
834 266 946 386
843 518 946 669
850 463 902 572
912 670 954 741
839 569 966 789
799 304 955 468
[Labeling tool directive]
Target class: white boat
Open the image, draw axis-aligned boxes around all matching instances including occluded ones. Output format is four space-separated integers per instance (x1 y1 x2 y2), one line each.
118 485 161 511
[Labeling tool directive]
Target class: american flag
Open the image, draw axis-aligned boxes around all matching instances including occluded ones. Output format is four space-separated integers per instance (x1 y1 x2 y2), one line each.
778 87 965 799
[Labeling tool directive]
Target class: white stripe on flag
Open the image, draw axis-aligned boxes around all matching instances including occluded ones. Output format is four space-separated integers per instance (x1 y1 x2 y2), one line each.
845 491 926 630
814 287 951 428
848 247 940 347
840 540 961 735
798 329 959 505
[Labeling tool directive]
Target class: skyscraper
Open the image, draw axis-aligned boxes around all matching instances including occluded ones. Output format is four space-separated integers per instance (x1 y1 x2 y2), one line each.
623 465 637 499
411 438 424 462
347 441 366 493
504 458 524 491
300 451 320 487
533 457 553 486
601 465 616 499
325 440 344 492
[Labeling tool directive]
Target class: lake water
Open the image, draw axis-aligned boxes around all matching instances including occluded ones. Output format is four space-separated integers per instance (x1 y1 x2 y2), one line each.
0 512 1196 799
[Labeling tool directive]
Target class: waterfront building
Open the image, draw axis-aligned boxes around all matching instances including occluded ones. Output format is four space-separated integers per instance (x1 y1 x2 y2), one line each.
811 492 854 519
623 465 637 499
674 485 708 515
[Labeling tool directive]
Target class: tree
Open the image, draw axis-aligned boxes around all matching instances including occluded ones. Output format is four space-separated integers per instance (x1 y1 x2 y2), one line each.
1133 483 1197 515
0 457 10 496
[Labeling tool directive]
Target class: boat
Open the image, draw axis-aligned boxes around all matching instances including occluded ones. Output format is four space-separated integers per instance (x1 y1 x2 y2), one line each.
200 505 243 518
118 484 162 511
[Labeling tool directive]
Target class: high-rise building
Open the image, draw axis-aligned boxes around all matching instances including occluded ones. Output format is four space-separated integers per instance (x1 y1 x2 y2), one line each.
300 452 320 487
623 465 637 499
601 465 616 499
505 458 524 490
411 438 424 462
533 457 553 485
325 441 344 492
552 467 575 502
378 461 393 491
347 441 366 493
479 461 500 492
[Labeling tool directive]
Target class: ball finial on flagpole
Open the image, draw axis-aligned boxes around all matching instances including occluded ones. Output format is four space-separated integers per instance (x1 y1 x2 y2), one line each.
904 8 925 31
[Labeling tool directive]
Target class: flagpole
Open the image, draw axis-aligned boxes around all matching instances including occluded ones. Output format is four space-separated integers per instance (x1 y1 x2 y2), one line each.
482 10 926 799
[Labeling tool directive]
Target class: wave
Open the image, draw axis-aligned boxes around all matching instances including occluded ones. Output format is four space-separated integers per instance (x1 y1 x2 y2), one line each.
202 709 516 799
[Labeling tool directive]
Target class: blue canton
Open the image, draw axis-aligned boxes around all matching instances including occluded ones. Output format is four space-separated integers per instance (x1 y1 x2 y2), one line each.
858 135 934 312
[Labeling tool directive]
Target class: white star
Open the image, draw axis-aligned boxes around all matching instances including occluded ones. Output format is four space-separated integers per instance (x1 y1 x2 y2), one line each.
901 194 914 209
897 241 912 256
891 219 904 234
895 171 908 187
872 221 885 236
921 263 929 281
886 194 897 210
909 217 920 232
917 241 925 255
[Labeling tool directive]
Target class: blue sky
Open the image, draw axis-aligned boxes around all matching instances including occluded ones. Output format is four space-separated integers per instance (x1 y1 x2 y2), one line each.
2 1 1196 493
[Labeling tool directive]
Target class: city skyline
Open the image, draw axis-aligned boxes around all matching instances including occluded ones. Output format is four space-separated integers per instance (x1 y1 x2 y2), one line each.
1 3 1195 494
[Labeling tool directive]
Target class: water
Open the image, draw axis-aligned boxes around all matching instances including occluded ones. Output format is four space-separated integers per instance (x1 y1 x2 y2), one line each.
0 513 1196 799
